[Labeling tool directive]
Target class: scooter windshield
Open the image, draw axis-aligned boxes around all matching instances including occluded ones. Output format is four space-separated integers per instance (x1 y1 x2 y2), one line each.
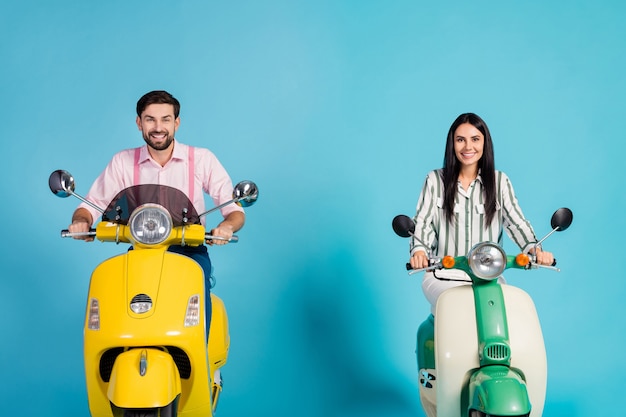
101 184 201 226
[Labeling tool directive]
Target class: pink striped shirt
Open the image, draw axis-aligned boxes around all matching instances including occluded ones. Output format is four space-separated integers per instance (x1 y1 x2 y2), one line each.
78 140 244 226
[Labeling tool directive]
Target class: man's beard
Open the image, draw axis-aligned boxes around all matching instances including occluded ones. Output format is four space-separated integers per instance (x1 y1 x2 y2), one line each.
143 130 174 151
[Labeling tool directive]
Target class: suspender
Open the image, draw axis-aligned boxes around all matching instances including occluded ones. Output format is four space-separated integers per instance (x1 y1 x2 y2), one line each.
187 146 195 202
133 147 141 185
134 146 195 199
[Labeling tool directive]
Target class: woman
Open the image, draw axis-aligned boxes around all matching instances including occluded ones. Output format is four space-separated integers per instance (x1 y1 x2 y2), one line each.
409 113 555 417
410 113 554 312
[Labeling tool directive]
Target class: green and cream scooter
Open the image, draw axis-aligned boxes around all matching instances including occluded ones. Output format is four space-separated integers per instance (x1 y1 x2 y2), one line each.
393 208 573 417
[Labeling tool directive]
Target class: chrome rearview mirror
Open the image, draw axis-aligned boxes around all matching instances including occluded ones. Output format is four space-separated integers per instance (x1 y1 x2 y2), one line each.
49 169 76 198
233 180 259 207
48 169 105 213
198 180 259 218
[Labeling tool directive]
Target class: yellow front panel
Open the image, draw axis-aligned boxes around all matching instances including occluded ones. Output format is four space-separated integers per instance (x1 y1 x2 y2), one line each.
84 248 214 416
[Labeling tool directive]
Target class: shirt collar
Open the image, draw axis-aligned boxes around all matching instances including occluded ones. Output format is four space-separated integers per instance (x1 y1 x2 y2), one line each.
170 139 186 161
138 139 184 164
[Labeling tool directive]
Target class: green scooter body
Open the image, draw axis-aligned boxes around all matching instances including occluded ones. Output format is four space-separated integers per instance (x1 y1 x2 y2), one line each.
468 365 530 415
466 279 531 416
417 255 545 417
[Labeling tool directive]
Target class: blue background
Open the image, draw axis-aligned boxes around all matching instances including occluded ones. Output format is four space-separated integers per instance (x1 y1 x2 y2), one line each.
1 1 624 416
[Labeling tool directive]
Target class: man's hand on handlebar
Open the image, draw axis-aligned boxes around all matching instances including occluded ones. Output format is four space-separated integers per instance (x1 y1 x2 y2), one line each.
207 224 234 246
68 220 94 242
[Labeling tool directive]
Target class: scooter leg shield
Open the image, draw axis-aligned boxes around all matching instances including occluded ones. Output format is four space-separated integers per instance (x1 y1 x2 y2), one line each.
107 348 182 409
468 366 531 416
208 293 230 373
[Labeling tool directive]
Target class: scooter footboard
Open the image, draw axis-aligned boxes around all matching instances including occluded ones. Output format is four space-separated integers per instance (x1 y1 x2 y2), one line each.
107 348 182 409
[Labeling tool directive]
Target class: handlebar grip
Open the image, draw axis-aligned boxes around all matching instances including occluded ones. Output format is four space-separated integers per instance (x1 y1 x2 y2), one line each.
61 229 96 238
552 258 557 267
406 260 436 271
205 234 239 243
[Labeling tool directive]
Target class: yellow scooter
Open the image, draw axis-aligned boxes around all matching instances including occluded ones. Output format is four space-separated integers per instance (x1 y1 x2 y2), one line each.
48 170 258 417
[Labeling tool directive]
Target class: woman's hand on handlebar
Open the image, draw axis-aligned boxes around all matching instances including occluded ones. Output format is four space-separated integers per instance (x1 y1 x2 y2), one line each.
410 250 429 270
532 247 555 266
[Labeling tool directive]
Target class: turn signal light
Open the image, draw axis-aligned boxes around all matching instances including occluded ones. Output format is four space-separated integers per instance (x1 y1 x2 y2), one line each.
515 253 530 267
87 298 100 330
184 295 200 327
442 256 455 269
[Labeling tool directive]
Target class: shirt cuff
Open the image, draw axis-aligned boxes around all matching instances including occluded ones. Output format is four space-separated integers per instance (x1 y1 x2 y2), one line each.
410 246 429 257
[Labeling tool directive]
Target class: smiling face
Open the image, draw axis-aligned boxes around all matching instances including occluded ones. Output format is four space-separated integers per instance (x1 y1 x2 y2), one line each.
453 122 484 169
136 103 180 151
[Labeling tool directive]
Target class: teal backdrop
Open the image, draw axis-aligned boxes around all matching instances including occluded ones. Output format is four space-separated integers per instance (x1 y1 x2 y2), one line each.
1 1 624 416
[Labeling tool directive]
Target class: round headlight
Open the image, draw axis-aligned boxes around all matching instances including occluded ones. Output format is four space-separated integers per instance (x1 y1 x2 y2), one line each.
467 242 506 280
128 204 172 245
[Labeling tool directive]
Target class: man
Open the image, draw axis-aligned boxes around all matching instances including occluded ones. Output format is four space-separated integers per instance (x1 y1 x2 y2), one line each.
68 90 245 331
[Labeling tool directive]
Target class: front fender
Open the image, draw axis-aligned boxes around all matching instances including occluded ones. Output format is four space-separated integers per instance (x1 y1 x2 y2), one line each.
469 366 531 416
108 348 182 409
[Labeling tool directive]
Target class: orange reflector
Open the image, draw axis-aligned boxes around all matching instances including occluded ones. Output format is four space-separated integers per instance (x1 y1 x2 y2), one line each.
515 253 529 266
442 256 455 269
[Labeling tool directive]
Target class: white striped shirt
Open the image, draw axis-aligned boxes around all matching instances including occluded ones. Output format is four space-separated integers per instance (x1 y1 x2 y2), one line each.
410 169 538 258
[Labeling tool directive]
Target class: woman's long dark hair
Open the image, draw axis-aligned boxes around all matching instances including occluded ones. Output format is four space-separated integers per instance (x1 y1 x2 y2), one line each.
442 113 496 226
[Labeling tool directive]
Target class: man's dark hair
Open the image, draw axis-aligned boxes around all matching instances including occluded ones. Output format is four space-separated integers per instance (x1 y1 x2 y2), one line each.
136 90 181 118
